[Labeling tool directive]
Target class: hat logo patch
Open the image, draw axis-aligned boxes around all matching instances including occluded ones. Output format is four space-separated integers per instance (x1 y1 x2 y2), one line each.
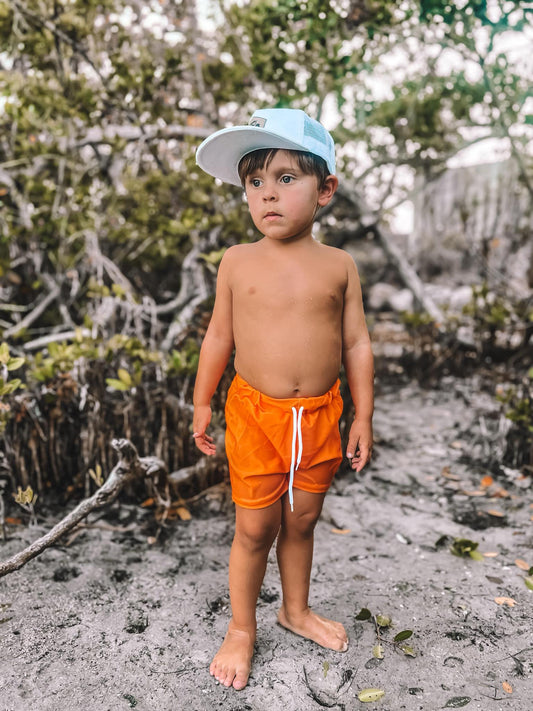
249 117 266 128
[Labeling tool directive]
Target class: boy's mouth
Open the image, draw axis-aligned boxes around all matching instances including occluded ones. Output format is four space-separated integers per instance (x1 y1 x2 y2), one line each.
264 211 281 219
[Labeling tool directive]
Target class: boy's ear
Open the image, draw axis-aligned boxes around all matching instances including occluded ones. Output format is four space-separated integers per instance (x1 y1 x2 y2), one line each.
318 174 339 207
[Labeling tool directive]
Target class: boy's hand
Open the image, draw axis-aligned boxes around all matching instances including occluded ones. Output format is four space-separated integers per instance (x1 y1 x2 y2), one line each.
193 405 217 456
346 419 373 473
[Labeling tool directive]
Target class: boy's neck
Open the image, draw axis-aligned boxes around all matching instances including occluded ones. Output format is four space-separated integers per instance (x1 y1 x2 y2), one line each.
260 232 316 249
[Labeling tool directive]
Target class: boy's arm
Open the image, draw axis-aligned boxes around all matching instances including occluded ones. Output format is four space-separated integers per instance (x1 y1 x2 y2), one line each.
192 250 235 456
341 254 374 472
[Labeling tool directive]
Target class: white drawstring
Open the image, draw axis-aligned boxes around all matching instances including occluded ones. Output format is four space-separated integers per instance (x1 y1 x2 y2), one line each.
289 406 304 512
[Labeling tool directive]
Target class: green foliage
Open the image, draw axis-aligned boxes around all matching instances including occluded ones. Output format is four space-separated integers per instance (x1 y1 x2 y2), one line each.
496 371 533 467
31 338 99 382
462 283 512 330
0 343 26 433
167 340 200 376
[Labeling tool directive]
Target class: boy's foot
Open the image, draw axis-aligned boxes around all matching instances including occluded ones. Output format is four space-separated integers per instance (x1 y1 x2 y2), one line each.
277 606 348 652
210 620 255 690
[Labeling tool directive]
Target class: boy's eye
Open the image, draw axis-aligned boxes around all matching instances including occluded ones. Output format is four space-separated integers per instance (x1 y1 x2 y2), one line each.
280 175 294 184
250 178 262 188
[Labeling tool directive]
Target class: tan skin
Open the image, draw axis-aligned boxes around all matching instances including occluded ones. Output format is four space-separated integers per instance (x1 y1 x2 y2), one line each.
193 150 374 690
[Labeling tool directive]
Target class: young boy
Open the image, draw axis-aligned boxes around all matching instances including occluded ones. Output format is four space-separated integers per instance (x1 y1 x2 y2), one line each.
193 108 374 691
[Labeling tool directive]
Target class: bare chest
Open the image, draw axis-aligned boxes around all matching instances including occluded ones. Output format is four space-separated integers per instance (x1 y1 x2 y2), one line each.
233 263 346 315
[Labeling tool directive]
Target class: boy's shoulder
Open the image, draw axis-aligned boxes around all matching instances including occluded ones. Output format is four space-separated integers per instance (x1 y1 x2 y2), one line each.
220 241 260 266
315 242 357 268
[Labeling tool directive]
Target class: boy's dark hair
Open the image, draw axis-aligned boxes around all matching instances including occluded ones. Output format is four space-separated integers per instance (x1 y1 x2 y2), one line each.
238 148 330 189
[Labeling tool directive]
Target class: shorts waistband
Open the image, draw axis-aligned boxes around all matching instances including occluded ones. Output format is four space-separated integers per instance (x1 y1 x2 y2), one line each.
232 373 340 413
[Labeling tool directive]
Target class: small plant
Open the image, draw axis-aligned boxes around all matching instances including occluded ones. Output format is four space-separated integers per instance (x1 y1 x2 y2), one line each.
88 464 104 488
355 607 416 658
13 485 38 526
495 370 533 470
449 537 484 561
462 283 512 332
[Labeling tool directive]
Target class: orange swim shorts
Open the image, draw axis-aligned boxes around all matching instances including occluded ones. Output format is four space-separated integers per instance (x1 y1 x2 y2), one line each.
224 373 344 510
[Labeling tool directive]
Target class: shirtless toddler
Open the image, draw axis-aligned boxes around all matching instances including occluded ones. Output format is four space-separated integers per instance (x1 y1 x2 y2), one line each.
193 108 374 690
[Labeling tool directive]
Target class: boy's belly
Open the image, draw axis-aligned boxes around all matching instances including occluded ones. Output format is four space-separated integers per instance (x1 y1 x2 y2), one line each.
233 328 342 399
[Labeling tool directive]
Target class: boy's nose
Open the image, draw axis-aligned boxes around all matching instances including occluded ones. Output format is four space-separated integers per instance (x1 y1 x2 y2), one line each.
262 185 278 201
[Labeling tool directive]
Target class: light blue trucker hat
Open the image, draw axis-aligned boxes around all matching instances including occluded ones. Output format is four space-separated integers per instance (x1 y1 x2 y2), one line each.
196 108 336 187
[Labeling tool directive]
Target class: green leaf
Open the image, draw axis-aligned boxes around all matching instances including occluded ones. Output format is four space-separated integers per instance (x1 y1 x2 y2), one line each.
111 283 127 298
469 550 484 562
525 576 533 591
394 630 413 643
322 660 329 678
106 378 131 391
401 644 416 657
6 357 25 371
355 608 372 621
358 688 385 703
375 614 392 628
117 368 133 386
0 342 9 364
372 643 384 659
444 697 471 708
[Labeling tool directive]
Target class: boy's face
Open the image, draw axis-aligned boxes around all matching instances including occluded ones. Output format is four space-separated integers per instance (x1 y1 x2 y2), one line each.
243 150 337 242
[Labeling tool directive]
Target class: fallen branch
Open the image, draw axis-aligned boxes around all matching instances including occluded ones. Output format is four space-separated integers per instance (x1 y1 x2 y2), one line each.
0 439 167 579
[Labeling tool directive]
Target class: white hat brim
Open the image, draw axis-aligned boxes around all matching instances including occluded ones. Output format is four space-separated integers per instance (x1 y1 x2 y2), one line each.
196 126 312 187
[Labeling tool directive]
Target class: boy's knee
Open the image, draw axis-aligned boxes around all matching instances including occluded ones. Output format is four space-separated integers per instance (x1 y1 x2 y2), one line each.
235 517 280 552
285 508 320 538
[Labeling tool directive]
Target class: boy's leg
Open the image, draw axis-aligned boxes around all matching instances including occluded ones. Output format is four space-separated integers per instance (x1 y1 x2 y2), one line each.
276 487 348 651
211 501 281 690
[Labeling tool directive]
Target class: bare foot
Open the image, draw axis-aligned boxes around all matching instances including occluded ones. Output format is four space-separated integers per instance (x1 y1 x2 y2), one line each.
210 620 255 690
277 606 348 652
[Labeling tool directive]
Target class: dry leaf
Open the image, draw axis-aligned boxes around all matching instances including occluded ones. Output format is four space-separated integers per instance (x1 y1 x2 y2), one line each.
331 528 351 534
176 506 192 521
480 475 494 487
141 498 155 507
461 489 485 497
515 559 530 571
494 597 517 607
491 488 510 498
358 688 385 703
502 681 513 694
483 552 499 558
441 466 460 481
486 509 505 517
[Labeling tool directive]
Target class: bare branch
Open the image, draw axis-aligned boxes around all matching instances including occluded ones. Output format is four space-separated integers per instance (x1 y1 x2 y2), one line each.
3 277 61 338
0 439 167 578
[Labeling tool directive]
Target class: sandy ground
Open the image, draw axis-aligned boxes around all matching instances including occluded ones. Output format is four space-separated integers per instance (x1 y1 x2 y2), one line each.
1 376 532 711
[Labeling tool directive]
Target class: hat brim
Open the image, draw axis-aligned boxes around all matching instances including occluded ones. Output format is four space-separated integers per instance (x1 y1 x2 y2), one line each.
195 126 314 187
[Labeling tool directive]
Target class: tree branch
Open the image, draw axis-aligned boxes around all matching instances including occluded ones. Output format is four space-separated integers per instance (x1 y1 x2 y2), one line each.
3 277 61 338
0 439 167 578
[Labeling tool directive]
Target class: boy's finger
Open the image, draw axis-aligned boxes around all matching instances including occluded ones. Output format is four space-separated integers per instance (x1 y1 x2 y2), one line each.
355 445 372 471
346 439 359 459
193 437 216 455
193 432 214 442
